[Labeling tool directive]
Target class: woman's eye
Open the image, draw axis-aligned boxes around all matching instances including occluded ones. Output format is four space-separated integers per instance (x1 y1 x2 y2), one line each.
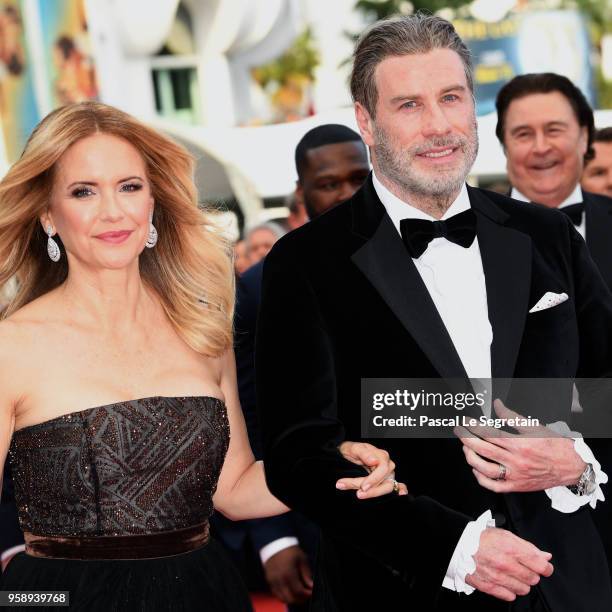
120 183 143 192
71 187 94 198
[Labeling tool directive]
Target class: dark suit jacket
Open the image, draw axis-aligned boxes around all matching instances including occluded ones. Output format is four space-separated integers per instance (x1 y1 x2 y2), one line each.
256 176 612 611
583 191 612 291
518 189 612 576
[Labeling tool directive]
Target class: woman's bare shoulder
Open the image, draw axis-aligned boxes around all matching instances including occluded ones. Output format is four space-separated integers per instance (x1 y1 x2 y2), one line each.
0 293 61 355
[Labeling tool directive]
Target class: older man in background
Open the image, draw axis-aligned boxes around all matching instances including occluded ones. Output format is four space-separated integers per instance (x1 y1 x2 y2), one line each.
495 73 612 290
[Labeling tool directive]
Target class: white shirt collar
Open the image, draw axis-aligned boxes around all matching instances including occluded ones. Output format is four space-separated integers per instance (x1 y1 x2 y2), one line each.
510 184 583 209
372 170 471 235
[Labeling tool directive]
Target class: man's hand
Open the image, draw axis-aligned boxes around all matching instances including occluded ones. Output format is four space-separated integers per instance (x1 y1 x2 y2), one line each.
457 400 585 493
263 545 313 605
466 527 554 602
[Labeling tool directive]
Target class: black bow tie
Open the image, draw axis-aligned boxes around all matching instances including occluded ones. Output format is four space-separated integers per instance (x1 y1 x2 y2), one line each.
399 209 477 259
560 202 584 226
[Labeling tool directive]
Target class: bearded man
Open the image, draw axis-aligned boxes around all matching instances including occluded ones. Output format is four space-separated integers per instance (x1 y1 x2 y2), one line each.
256 13 612 612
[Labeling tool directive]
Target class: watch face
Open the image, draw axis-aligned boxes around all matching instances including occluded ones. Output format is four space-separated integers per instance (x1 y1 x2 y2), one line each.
585 465 597 496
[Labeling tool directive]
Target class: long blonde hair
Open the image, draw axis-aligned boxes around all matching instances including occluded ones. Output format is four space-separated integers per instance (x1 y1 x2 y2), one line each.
0 102 234 356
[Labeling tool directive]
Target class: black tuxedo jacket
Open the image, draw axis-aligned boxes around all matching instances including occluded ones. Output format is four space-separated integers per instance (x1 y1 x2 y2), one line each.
257 176 612 611
583 191 612 291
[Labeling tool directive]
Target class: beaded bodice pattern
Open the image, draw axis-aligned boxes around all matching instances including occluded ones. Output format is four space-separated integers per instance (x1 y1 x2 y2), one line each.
9 396 229 537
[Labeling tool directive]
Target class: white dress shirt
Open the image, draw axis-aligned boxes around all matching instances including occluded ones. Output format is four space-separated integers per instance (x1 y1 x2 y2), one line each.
511 184 585 238
373 172 605 595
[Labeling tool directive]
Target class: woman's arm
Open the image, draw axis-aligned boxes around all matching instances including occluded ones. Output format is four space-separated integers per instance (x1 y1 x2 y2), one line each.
212 348 289 520
0 323 19 570
212 350 406 521
0 323 17 501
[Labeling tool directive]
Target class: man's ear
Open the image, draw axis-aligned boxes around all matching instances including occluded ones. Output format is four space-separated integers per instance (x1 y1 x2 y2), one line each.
294 181 304 206
355 102 375 148
578 126 588 158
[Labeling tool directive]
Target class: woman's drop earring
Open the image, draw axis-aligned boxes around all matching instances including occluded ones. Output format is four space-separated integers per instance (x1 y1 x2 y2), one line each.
146 210 158 248
46 225 60 262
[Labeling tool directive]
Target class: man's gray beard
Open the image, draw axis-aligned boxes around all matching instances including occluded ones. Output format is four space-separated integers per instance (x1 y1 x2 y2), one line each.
373 120 479 201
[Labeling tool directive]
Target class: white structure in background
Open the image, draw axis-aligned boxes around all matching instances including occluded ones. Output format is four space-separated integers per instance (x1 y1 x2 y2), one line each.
301 0 366 113
85 0 301 125
25 0 605 231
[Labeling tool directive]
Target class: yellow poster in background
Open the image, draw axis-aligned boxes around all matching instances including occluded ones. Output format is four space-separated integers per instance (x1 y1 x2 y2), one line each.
38 0 98 106
0 0 39 163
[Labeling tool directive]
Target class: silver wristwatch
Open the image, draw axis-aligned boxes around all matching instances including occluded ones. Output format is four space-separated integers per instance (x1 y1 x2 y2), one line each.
568 463 597 496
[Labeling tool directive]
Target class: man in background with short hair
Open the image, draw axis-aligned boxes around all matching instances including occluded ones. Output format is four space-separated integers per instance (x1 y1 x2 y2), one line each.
245 222 285 266
294 124 370 220
582 127 612 198
495 72 612 290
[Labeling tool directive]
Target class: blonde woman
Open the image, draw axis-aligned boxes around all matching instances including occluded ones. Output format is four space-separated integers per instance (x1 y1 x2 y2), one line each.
0 102 405 610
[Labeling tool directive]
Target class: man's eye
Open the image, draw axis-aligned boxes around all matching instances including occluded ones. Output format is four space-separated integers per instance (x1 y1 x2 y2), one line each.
442 94 458 102
71 187 94 198
400 101 416 109
320 183 338 191
120 183 142 192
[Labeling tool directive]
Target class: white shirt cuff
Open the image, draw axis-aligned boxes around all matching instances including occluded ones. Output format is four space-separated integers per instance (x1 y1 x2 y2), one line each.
259 536 299 565
544 422 608 512
442 509 494 594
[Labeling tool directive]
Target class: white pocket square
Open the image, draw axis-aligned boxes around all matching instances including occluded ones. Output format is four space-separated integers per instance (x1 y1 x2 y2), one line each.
529 292 568 313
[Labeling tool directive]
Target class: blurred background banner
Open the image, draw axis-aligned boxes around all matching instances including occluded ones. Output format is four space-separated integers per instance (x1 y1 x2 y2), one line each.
456 9 595 115
0 0 610 231
0 0 39 163
37 0 98 108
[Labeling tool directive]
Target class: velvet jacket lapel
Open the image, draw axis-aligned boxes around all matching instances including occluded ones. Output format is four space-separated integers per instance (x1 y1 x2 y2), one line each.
350 177 468 383
584 191 612 290
468 187 532 383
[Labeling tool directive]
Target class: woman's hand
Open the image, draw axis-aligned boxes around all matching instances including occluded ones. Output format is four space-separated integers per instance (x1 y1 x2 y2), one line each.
336 441 408 499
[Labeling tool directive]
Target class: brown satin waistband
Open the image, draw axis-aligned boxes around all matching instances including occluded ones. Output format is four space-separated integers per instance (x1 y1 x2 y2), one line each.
24 521 210 560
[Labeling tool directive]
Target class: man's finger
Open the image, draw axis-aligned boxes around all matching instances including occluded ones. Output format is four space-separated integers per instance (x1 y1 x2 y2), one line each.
517 550 554 577
463 446 504 480
460 434 511 464
466 573 517 602
298 556 314 589
472 468 510 493
493 399 544 435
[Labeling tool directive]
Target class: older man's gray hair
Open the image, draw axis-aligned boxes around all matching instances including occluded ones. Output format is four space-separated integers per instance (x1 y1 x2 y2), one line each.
350 13 473 119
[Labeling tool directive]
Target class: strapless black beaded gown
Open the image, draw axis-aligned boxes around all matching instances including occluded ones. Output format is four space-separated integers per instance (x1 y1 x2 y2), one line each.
0 396 252 611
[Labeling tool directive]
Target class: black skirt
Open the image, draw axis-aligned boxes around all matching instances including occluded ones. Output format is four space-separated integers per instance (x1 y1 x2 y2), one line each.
0 539 252 611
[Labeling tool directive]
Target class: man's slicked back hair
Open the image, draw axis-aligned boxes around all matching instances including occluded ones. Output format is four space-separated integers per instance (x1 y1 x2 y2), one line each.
350 12 473 119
